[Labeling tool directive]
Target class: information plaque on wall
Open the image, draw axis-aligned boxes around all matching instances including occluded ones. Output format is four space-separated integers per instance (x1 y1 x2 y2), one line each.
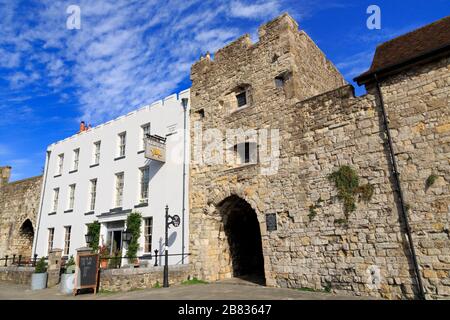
266 213 277 231
145 134 167 162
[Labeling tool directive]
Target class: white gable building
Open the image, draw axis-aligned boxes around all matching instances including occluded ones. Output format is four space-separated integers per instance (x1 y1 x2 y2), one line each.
32 90 190 266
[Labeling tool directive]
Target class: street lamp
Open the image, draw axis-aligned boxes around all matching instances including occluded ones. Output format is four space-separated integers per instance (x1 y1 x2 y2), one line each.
122 230 132 243
163 205 181 288
85 233 93 246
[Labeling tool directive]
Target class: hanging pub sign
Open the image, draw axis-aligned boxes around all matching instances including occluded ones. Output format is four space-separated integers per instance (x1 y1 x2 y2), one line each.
145 134 167 162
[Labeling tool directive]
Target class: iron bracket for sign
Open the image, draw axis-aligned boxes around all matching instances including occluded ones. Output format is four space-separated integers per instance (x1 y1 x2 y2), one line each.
146 134 167 144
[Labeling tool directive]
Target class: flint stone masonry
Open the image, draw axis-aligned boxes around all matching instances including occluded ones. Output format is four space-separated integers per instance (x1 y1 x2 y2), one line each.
189 13 449 300
99 265 191 292
0 167 42 258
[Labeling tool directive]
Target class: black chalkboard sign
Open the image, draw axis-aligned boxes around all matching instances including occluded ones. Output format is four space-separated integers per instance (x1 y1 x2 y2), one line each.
73 253 99 295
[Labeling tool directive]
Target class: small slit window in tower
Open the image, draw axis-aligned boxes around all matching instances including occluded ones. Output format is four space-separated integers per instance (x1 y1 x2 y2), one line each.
236 91 247 108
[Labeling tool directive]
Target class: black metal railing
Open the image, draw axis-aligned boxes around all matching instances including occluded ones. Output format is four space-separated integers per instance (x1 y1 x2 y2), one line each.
99 249 190 270
1 251 190 270
0 254 48 268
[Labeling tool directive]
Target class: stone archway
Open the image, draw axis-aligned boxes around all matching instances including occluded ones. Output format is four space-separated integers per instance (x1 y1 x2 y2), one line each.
12 219 34 257
218 195 265 285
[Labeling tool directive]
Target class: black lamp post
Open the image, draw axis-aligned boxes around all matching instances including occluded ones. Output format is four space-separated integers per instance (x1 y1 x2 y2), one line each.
163 205 180 288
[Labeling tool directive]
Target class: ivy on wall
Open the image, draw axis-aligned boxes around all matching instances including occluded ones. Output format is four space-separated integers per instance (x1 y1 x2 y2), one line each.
328 166 374 218
87 221 101 252
126 212 142 263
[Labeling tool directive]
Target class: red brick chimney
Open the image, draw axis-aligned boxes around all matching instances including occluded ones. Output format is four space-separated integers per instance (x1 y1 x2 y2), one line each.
79 121 86 133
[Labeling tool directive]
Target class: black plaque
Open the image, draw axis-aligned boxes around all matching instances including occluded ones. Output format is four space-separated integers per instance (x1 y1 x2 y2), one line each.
266 213 277 231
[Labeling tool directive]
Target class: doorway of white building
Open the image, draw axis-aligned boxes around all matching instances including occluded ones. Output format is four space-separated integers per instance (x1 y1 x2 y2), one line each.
105 221 125 256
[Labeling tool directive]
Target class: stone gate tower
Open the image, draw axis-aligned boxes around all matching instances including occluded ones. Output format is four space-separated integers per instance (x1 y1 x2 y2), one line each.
189 13 346 285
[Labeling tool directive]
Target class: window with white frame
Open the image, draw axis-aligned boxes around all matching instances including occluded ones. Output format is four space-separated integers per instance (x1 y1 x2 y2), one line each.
52 188 59 212
72 148 80 171
89 179 97 211
57 154 64 175
93 141 101 165
68 184 76 210
140 166 150 203
118 132 126 157
144 217 153 253
64 226 71 255
115 172 124 207
142 123 150 149
48 228 54 254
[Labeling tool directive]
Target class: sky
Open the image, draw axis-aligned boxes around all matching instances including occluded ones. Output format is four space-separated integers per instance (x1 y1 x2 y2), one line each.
0 0 449 181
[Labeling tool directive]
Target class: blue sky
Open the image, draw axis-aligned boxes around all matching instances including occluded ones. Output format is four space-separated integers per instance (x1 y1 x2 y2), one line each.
0 0 449 181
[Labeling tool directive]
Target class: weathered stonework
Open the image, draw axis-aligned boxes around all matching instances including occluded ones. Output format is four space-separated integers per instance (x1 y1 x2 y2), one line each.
99 265 191 292
0 266 34 285
189 13 449 300
0 166 42 258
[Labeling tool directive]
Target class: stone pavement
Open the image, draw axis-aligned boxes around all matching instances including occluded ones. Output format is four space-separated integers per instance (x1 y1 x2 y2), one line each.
0 279 377 300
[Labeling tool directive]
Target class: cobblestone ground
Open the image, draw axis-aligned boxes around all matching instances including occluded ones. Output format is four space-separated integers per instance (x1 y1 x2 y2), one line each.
0 279 377 300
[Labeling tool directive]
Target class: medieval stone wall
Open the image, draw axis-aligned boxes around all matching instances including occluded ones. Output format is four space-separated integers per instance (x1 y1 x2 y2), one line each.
188 13 449 300
0 167 42 258
369 57 450 298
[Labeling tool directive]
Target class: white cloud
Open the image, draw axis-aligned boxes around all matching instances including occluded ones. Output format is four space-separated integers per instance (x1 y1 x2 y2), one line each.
0 0 320 125
229 1 280 19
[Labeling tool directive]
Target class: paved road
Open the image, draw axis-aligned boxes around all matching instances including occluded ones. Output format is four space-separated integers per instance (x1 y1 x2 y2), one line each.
0 279 375 300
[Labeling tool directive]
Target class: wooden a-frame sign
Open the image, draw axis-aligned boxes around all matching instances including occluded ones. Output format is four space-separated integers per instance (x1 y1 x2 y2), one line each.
73 251 100 296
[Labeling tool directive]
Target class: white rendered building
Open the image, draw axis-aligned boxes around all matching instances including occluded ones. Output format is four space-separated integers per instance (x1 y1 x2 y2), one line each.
32 90 190 265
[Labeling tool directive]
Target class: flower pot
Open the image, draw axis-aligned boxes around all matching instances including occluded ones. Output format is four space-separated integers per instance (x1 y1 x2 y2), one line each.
100 259 108 269
60 273 75 295
31 273 48 290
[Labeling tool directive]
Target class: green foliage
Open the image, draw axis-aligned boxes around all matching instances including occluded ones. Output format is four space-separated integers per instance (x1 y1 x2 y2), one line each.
357 184 374 202
98 289 118 295
426 174 438 190
328 166 374 217
126 212 142 263
297 286 331 294
334 218 348 225
87 221 101 252
153 281 161 288
99 245 109 258
65 255 75 274
109 249 122 269
181 277 208 285
66 255 75 267
308 205 317 221
35 257 47 273
324 282 332 293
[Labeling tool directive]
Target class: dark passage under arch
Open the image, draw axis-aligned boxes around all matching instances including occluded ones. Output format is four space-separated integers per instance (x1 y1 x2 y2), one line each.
220 196 265 285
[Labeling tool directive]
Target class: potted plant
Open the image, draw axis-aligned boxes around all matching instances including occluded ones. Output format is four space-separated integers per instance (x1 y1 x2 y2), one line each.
31 257 48 290
60 256 75 294
99 245 109 269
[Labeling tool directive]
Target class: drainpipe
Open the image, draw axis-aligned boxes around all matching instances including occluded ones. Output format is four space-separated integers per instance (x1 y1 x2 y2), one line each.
181 97 189 264
32 150 51 258
373 74 426 300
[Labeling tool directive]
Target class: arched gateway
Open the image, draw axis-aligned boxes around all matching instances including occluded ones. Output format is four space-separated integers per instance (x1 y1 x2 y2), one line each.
217 196 265 284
